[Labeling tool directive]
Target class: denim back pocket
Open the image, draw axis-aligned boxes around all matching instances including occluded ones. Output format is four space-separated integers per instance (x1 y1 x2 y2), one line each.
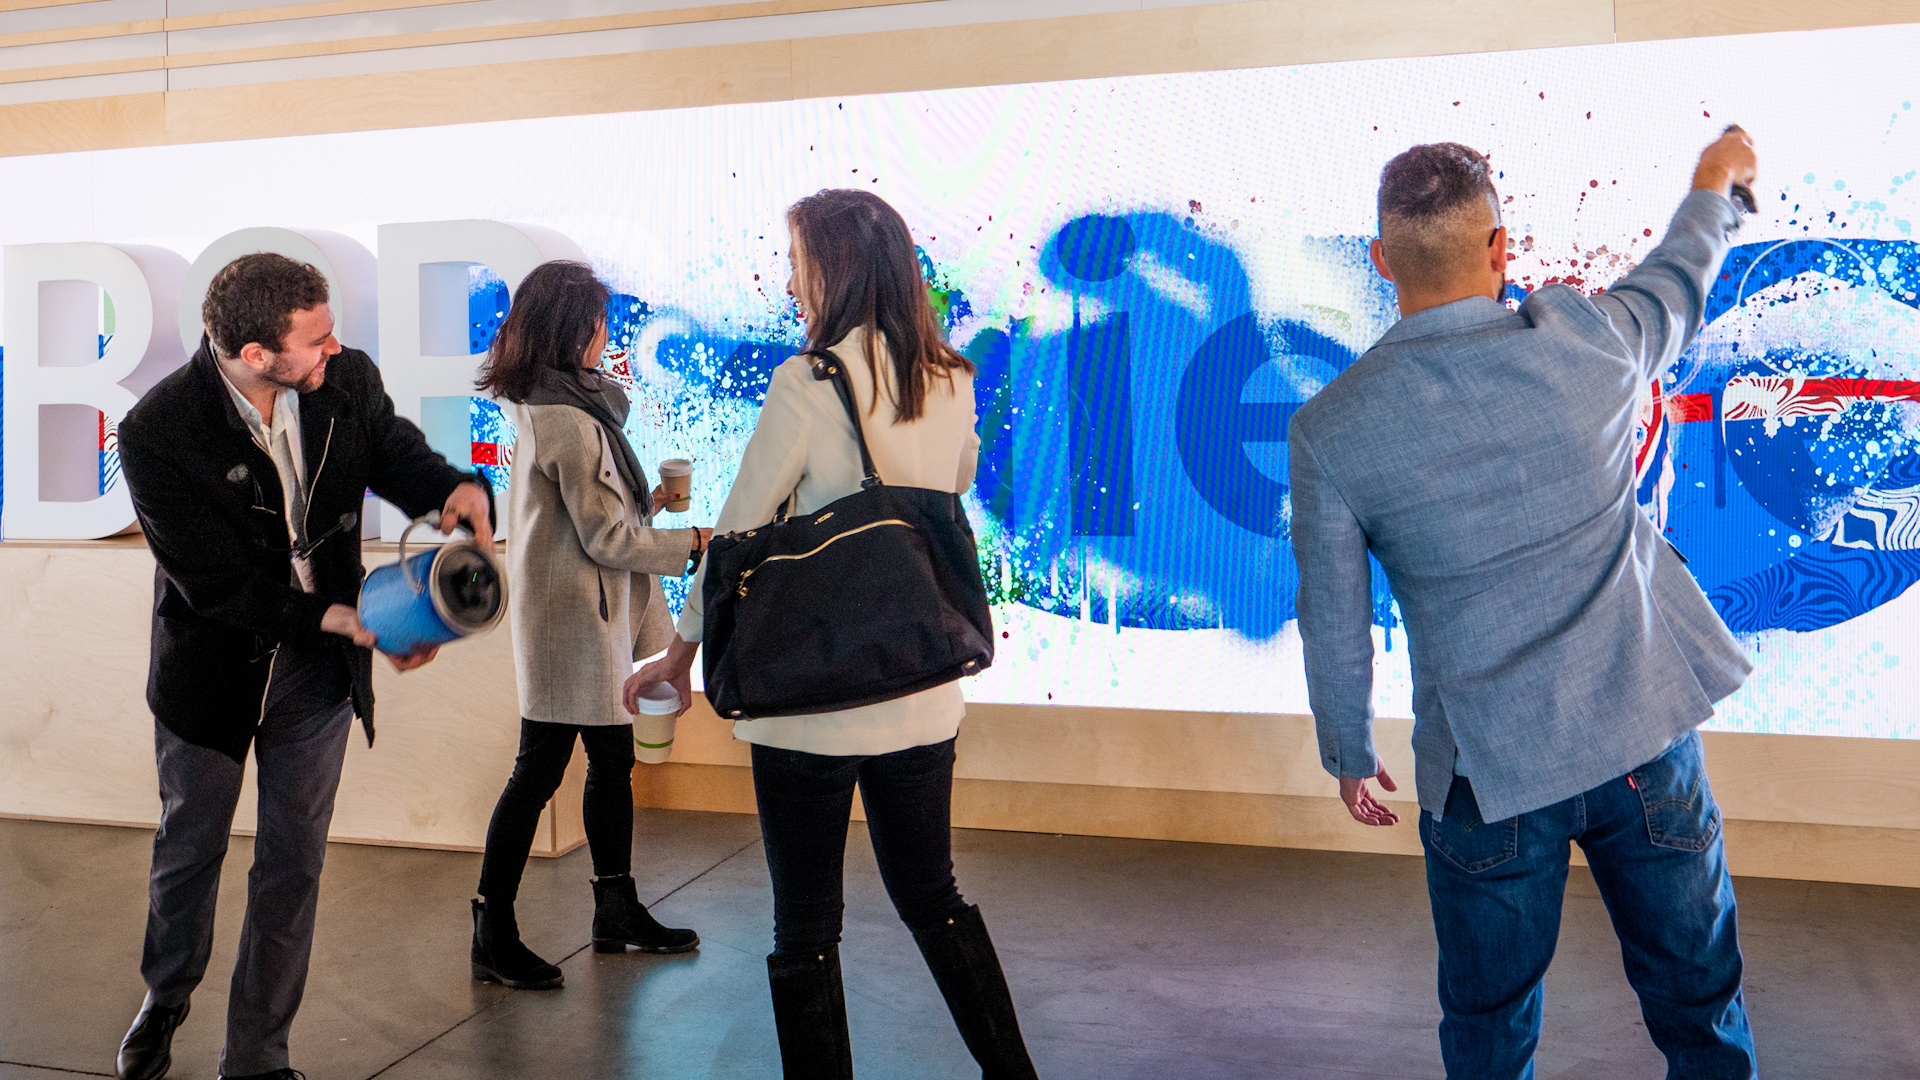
1629 731 1722 853
1425 774 1519 873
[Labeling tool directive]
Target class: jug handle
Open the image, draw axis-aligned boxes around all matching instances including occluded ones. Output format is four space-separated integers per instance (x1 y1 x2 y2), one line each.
396 518 429 594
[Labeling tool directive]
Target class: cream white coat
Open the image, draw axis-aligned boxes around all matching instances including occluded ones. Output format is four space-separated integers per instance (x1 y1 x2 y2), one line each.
679 328 981 756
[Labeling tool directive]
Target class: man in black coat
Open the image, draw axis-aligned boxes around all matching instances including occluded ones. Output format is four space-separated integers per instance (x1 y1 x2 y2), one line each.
113 253 494 1080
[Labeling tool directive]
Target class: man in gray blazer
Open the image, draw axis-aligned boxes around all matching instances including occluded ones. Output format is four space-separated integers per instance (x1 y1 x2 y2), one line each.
1289 128 1761 1078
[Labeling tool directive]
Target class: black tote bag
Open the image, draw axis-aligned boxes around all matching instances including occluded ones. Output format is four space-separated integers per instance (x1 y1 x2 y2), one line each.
700 351 995 720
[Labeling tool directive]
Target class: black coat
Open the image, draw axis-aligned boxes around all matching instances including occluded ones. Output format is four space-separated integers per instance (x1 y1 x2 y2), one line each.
119 339 483 762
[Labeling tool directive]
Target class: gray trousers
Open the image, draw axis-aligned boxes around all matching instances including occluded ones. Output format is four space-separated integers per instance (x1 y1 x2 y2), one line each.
141 646 352 1077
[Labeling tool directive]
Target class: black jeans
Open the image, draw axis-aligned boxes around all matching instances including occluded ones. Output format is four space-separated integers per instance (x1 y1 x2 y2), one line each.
478 720 636 903
751 737 968 956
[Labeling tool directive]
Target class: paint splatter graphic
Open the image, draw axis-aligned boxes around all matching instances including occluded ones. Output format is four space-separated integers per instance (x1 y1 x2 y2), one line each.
449 216 1920 732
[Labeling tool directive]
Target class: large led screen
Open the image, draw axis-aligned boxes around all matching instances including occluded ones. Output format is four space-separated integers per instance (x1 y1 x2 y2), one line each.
2 23 1917 737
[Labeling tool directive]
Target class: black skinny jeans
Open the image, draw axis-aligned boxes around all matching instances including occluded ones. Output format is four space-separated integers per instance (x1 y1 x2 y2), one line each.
751 737 969 956
478 719 635 903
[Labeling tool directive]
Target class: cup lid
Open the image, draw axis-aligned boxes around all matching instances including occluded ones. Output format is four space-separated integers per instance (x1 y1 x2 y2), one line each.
633 683 681 714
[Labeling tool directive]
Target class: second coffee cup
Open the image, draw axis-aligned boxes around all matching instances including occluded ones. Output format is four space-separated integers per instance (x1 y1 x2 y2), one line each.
658 458 693 512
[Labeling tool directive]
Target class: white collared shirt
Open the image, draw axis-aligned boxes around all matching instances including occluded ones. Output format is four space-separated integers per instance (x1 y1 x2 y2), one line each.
219 369 314 591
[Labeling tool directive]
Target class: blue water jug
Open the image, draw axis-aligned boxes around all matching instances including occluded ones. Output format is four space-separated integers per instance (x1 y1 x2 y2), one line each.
358 515 507 655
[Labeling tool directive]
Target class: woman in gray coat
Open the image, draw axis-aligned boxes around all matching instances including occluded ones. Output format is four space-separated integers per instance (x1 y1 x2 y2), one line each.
468 261 710 989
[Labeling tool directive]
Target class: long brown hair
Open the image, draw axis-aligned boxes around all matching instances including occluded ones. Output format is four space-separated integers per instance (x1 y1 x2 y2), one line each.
787 189 973 422
474 261 609 403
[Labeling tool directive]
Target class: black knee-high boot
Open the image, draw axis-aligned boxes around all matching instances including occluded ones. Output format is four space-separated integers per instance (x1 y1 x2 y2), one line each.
766 946 855 1080
910 905 1039 1080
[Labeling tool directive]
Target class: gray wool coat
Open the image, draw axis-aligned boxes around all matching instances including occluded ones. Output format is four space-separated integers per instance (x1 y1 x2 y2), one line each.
507 401 697 726
1288 189 1751 824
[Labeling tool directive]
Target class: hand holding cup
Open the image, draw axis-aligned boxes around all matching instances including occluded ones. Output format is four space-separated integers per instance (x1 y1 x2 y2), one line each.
657 458 693 513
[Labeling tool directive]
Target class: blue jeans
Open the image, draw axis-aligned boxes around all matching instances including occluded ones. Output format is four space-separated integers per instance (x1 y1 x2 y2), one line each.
1420 731 1757 1079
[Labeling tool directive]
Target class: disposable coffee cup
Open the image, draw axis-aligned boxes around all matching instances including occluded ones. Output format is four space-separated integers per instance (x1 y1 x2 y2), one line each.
658 458 693 513
632 683 681 764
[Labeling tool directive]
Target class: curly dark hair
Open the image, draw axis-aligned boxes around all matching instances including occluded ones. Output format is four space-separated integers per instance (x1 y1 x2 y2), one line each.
473 261 610 404
201 252 331 358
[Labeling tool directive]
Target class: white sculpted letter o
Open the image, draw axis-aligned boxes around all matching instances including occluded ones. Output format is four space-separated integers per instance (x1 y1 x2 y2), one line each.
178 228 379 359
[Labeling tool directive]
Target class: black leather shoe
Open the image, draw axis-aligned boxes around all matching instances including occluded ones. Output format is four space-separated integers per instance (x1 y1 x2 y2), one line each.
219 1070 306 1080
117 997 189 1080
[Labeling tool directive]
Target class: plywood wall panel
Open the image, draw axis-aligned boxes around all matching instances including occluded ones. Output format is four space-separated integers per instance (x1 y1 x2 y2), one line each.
796 0 1615 101
1700 730 1920 832
633 761 1920 888
157 38 795 147
1616 0 1920 42
1721 818 1920 889
0 542 581 854
0 542 168 827
0 87 163 153
6 0 1920 154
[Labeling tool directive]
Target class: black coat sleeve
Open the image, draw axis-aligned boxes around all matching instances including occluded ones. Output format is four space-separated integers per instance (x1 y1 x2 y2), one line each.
352 356 491 522
120 413 335 643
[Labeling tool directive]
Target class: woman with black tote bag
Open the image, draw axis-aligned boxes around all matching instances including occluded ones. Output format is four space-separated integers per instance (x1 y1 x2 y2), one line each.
623 189 1039 1079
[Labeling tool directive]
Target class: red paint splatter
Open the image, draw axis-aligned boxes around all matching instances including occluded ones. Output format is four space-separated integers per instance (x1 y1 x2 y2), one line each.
1590 179 1599 187
1644 228 1654 236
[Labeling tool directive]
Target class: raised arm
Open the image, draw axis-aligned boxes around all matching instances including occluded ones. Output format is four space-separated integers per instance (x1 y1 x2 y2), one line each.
1289 422 1397 825
1589 127 1757 380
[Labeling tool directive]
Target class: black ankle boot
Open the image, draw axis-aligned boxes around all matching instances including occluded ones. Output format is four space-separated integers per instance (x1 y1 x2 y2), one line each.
766 947 854 1080
590 874 699 954
117 995 188 1080
911 905 1039 1080
470 897 563 989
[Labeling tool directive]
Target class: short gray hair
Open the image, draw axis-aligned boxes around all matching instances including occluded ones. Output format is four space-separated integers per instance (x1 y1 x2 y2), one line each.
1376 143 1502 290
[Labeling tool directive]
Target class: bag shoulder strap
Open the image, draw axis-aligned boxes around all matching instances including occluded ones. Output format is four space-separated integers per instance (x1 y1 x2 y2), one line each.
803 349 884 489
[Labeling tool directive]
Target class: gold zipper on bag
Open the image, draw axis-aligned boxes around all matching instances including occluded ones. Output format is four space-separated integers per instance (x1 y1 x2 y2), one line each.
736 519 913 598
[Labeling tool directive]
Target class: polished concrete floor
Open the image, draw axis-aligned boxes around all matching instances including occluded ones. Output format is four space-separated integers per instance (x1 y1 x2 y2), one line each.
1 809 1916 1079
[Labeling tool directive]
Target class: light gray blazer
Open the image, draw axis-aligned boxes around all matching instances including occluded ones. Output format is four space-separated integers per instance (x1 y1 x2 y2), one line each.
507 402 696 726
1288 189 1753 823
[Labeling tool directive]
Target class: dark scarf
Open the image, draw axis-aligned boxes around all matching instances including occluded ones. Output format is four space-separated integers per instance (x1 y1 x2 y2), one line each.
525 367 654 516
